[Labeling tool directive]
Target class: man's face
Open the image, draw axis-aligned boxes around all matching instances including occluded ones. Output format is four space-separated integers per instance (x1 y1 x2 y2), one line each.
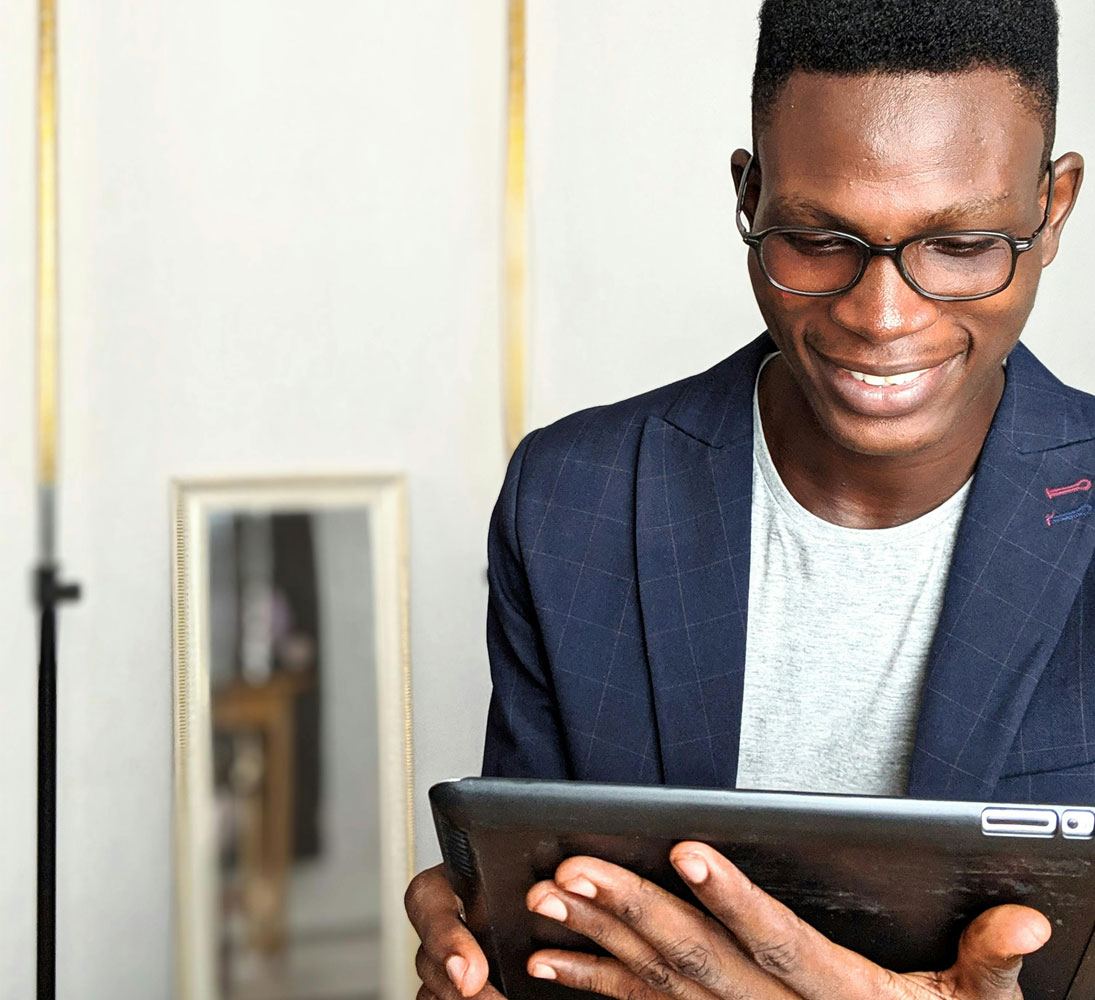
738 69 1072 460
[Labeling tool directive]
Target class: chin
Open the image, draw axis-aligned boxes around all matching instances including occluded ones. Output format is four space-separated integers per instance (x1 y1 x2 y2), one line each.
817 411 951 459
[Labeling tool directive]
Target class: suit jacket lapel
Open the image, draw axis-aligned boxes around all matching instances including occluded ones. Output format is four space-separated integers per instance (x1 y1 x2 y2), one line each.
908 343 1095 799
635 334 772 787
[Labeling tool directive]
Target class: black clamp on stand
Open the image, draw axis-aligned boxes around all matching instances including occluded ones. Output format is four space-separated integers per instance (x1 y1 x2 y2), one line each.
36 563 80 1000
36 563 81 608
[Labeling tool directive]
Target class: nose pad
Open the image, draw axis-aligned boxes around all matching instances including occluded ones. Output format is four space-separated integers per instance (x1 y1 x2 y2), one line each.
830 251 938 341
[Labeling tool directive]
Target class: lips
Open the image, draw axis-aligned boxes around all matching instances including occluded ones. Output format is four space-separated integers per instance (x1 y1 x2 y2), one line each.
812 350 960 419
846 367 932 387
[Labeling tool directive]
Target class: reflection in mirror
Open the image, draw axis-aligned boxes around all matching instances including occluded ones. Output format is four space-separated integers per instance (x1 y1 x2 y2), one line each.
173 478 413 1000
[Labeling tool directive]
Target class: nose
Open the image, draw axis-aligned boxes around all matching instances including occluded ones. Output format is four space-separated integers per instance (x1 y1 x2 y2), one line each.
828 252 939 342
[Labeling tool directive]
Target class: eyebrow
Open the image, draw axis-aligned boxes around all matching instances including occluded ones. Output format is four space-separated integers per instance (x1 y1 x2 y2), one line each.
763 192 1020 236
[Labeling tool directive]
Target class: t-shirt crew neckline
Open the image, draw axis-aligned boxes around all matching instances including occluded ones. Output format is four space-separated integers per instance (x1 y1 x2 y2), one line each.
752 353 974 543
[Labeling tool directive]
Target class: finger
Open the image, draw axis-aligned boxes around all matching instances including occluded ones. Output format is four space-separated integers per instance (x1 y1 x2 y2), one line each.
949 904 1051 999
527 879 713 999
528 949 700 1000
416 945 507 1000
668 842 894 1000
530 870 793 999
406 864 490 997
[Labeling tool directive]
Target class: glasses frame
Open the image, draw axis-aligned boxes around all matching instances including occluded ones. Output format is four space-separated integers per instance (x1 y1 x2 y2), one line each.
734 153 1055 302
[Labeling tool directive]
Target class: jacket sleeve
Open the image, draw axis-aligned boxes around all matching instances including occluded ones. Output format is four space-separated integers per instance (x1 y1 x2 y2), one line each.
481 429 572 779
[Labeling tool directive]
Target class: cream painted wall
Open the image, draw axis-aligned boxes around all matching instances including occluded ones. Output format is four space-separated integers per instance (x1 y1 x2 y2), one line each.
0 2 1092 997
2 2 507 996
0 1 40 994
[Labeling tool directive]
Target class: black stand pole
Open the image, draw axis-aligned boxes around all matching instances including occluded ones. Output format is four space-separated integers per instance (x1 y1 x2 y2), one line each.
36 564 79 1000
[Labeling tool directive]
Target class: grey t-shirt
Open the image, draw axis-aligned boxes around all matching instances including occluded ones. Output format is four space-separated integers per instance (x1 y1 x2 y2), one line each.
735 357 971 796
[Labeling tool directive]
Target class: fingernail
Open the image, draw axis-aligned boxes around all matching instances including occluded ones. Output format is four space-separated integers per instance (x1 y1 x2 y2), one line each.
445 955 467 990
1022 924 1051 950
530 963 557 980
674 853 709 885
562 875 597 899
532 893 569 922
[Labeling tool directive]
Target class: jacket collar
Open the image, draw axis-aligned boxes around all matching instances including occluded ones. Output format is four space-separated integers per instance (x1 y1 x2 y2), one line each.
660 332 776 449
634 334 768 787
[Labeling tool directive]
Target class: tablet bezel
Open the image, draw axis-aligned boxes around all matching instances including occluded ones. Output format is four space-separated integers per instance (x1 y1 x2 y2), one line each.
431 778 1095 1000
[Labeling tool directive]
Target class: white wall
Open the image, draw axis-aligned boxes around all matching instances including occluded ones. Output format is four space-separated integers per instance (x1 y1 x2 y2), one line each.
0 2 1092 997
2 2 507 996
0 1 40 993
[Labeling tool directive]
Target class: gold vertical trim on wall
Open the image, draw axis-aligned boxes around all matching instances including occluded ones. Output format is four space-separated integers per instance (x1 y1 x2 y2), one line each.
503 0 528 457
37 0 59 491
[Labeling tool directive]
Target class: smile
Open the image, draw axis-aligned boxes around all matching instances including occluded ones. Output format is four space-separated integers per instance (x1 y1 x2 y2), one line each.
844 367 932 387
811 349 960 420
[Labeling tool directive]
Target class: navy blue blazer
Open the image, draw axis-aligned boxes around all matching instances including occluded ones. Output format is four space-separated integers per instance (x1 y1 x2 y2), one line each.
482 333 1095 805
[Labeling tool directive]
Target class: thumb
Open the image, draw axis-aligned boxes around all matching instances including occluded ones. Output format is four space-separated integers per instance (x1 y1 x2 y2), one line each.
950 904 1051 999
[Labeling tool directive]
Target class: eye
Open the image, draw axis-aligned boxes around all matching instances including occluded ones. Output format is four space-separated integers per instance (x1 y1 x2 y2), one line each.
780 232 854 256
919 235 1005 257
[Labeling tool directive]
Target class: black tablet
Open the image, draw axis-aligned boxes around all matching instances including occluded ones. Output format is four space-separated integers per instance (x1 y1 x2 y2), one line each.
431 777 1095 1000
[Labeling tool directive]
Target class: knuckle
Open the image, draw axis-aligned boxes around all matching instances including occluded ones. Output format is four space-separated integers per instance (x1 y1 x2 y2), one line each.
415 945 429 979
979 961 1023 993
749 936 801 976
618 881 655 924
634 954 675 991
404 870 433 916
878 967 914 995
665 938 713 980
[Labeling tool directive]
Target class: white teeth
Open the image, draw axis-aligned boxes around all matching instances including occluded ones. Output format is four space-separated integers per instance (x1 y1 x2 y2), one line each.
847 367 930 387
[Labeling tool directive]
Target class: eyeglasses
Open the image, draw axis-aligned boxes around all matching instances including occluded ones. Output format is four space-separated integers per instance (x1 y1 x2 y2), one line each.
734 154 1054 302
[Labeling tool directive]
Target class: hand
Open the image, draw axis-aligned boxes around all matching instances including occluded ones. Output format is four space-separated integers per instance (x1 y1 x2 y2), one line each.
405 863 507 1000
524 842 1052 1000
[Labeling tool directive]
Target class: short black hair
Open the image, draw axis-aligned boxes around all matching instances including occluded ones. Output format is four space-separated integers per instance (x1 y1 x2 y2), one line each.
753 0 1059 163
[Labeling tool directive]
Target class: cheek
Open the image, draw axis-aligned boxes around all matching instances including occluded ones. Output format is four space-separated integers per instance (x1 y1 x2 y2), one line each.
752 259 854 333
751 264 808 324
951 289 1036 359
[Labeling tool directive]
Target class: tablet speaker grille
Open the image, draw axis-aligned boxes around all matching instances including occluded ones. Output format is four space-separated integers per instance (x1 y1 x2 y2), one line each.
438 815 478 881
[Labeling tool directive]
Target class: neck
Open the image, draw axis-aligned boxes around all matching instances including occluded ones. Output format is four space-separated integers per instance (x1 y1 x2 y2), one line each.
758 356 1001 529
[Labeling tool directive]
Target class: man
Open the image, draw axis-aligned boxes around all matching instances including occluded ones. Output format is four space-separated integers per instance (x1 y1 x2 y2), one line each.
409 0 1090 997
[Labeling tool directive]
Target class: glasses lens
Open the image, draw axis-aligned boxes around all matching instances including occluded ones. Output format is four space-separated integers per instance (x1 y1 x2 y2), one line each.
902 235 1013 298
759 230 865 294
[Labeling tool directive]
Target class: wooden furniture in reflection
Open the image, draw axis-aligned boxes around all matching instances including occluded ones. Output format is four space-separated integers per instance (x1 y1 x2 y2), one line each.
213 668 315 955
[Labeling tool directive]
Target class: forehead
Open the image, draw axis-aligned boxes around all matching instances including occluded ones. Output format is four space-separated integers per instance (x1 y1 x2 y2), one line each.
757 69 1046 220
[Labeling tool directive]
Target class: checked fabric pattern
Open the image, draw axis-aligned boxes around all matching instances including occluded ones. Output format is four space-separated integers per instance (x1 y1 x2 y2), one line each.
483 333 1095 805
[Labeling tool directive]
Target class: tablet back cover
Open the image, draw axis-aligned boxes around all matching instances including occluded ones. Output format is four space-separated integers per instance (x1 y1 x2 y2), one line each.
431 779 1095 1000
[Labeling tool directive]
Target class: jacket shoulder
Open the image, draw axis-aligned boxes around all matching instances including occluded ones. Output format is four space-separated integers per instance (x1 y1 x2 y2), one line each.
522 374 695 478
518 332 773 484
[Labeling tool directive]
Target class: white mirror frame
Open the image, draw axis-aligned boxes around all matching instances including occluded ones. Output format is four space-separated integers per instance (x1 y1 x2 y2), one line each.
171 475 415 1000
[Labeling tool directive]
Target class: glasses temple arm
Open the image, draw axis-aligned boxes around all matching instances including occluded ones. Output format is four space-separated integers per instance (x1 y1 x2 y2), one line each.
1028 161 1056 243
735 154 756 237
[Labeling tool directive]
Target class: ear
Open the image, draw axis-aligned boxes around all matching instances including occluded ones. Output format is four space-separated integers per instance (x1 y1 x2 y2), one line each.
731 148 760 229
1040 152 1084 267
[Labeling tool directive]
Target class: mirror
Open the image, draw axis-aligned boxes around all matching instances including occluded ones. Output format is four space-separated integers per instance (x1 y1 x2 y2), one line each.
172 476 414 1000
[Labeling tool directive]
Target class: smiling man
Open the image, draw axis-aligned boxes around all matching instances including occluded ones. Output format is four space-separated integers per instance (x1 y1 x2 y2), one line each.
408 1 1091 998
